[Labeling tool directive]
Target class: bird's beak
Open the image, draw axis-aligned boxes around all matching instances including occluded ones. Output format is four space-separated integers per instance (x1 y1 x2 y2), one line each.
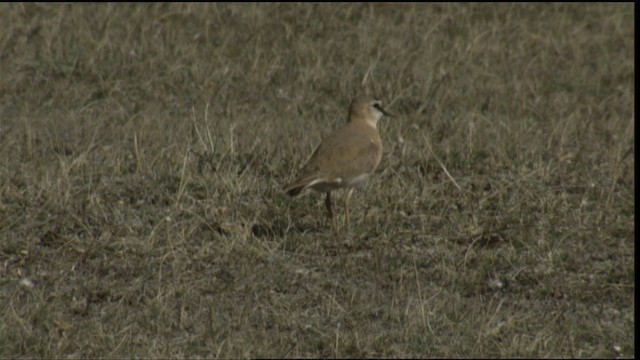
380 106 393 117
374 103 393 117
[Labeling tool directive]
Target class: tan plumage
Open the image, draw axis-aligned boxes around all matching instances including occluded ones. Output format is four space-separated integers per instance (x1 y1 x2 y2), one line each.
283 97 392 231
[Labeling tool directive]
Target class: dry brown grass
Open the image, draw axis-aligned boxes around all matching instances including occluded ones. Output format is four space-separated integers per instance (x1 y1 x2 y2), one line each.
0 3 634 358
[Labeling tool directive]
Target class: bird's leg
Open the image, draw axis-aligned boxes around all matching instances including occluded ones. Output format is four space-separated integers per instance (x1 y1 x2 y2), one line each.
325 192 333 218
345 189 354 233
325 192 336 229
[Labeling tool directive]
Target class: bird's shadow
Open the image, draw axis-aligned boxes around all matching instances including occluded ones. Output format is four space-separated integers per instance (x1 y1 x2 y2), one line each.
251 216 329 238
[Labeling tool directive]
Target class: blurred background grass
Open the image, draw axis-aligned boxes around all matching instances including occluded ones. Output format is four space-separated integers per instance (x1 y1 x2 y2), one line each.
0 3 634 358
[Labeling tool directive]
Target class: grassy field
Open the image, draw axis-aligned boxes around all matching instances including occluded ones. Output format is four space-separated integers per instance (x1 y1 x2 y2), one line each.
0 3 634 358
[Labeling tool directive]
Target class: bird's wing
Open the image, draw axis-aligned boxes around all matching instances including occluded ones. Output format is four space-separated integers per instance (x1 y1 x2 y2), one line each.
296 124 382 181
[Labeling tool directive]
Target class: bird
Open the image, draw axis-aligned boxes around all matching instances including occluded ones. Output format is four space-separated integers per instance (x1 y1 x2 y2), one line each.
283 97 392 232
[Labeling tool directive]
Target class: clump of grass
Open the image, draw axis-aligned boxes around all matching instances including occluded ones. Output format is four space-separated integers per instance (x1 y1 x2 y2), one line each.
0 3 634 358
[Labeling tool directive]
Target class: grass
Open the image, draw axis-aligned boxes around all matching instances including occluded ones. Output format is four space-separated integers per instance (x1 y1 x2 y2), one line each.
0 3 634 358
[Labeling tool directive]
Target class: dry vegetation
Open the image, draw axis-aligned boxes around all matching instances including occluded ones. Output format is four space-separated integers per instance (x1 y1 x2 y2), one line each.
0 3 634 358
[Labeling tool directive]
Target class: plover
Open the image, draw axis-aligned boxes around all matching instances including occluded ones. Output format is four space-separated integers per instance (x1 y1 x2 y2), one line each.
283 97 392 232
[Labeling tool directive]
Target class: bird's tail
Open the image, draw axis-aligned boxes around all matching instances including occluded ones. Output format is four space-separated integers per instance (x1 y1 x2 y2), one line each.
282 178 313 197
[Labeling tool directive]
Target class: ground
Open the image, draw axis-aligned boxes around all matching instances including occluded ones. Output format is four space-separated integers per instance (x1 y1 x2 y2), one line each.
0 3 634 358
